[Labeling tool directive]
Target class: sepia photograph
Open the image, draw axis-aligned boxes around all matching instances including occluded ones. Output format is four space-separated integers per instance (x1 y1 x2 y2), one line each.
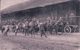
0 0 80 50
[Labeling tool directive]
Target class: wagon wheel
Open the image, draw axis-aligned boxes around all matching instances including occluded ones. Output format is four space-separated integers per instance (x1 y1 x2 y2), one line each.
64 26 71 33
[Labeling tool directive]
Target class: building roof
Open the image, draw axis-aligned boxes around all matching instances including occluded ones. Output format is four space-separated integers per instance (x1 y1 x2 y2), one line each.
1 0 73 14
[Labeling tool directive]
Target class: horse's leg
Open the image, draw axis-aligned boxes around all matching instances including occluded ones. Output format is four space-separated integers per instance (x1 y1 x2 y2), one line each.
30 28 34 37
55 28 58 35
15 29 18 36
40 31 45 37
33 29 36 37
40 32 43 37
49 29 52 35
41 32 47 38
22 29 26 36
24 30 27 36
54 26 58 35
1 29 4 34
30 32 33 37
31 31 34 37
44 31 47 38
27 31 29 36
24 32 26 36
3 29 9 36
3 32 8 36
15 32 17 36
29 29 32 37
25 29 29 36
49 28 53 35
6 28 10 36
45 34 47 38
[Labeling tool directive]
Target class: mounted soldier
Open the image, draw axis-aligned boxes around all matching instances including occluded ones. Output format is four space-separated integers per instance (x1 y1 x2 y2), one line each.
54 17 66 34
23 21 30 36
28 18 37 36
13 23 21 36
46 17 54 35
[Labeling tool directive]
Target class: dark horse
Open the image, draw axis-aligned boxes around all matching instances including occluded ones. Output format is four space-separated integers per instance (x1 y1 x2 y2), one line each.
13 24 25 36
1 25 10 36
26 21 39 37
39 23 47 37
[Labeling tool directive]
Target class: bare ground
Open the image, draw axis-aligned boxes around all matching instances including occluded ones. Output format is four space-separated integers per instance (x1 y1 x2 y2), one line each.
0 32 80 50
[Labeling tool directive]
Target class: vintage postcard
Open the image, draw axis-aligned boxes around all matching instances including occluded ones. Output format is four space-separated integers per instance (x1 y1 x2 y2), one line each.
0 0 80 50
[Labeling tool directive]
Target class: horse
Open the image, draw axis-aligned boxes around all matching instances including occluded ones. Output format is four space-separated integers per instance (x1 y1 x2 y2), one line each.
13 24 25 36
1 25 10 36
39 22 47 38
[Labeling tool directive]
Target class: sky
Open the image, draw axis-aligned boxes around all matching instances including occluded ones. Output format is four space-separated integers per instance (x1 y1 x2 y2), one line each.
0 0 80 11
0 0 30 10
1 0 80 14
0 0 71 14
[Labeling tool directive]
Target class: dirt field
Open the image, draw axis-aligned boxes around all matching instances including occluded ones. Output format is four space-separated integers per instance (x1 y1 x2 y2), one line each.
0 32 80 50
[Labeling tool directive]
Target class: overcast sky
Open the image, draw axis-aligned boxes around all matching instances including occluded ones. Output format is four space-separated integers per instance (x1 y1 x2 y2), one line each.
0 0 70 11
0 0 30 10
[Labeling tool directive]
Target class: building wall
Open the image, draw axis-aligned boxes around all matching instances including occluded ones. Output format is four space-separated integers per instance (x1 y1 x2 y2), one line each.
1 1 80 24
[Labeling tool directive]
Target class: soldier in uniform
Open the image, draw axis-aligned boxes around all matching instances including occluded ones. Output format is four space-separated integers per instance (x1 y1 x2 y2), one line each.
39 22 47 38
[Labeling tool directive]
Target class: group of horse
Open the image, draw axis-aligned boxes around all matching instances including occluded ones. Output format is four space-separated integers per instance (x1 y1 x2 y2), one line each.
0 18 66 37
